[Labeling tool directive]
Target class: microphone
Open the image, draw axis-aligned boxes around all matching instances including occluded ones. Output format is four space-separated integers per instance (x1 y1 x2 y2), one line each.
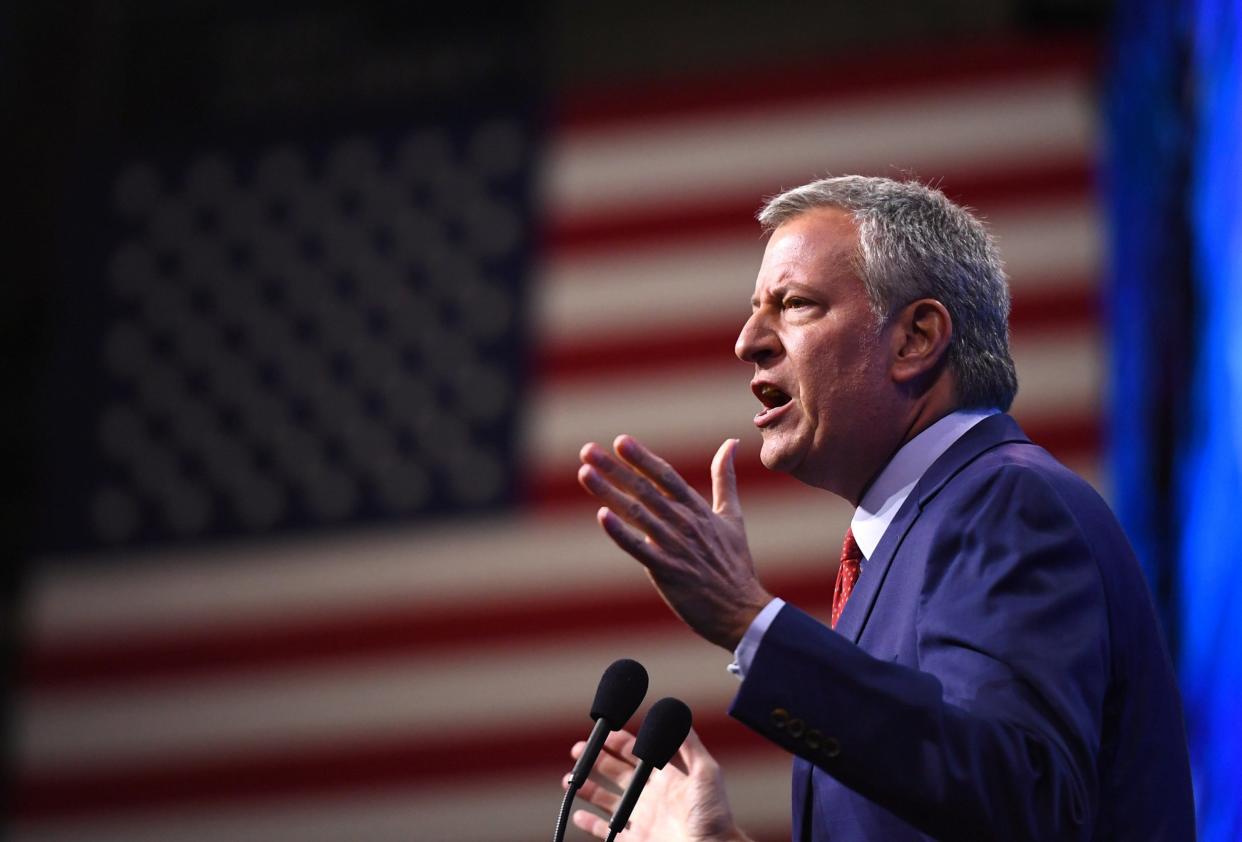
605 697 693 842
555 659 649 842
568 658 650 788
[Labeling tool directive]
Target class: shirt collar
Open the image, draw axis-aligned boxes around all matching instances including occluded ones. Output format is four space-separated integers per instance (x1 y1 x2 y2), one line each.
850 409 998 559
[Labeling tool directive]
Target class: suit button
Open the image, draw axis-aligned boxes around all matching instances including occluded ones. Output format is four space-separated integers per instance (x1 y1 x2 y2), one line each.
770 708 789 730
822 736 841 758
805 729 822 750
787 718 805 738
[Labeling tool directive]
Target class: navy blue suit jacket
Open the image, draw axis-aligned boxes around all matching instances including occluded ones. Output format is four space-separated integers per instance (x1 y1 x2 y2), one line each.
729 414 1194 840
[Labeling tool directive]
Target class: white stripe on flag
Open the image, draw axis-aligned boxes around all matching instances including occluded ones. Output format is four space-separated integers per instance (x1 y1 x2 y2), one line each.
546 75 1093 218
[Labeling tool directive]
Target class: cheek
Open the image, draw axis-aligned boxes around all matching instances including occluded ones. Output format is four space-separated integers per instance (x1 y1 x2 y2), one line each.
791 323 879 412
801 348 875 420
798 363 846 431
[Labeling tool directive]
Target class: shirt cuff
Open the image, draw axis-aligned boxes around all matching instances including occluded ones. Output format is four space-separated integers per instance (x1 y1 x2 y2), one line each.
727 597 786 680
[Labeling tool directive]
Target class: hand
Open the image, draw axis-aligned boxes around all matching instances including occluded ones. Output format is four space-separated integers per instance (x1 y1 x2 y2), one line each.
565 728 753 842
577 435 772 650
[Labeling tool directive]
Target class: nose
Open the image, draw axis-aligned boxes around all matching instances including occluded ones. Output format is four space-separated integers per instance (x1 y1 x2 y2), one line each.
735 310 781 363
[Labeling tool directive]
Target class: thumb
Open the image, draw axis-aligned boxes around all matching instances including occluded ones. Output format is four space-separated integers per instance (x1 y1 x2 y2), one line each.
681 726 707 756
677 727 720 774
711 438 742 516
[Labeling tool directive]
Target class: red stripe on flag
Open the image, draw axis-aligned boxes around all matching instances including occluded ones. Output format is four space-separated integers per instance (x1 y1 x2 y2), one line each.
12 710 783 821
533 283 1099 384
22 417 1100 693
521 414 1102 509
23 568 835 694
554 37 1098 130
543 160 1093 257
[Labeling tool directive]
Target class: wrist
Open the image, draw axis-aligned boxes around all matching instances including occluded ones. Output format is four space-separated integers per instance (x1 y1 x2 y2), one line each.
723 607 760 651
725 588 774 650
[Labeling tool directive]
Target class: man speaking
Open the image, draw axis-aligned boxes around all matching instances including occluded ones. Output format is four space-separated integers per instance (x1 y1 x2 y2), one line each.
563 176 1195 841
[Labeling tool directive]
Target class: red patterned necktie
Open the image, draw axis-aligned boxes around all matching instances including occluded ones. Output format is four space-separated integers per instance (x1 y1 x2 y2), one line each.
831 528 864 629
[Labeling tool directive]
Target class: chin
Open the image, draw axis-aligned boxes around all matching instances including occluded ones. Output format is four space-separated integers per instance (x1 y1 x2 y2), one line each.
759 440 803 475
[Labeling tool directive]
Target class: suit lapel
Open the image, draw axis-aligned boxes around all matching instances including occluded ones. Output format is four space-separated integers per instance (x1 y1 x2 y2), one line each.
832 414 1031 643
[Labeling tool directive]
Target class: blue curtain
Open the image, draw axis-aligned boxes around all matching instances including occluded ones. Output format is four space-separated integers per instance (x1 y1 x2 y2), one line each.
1182 3 1242 839
1104 0 1190 622
1108 2 1242 839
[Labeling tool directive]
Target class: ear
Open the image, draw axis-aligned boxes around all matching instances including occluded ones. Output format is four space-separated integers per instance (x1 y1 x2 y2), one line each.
888 298 953 384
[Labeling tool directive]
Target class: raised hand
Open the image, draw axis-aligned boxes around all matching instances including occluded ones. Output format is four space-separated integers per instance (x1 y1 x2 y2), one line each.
565 728 753 842
577 435 773 650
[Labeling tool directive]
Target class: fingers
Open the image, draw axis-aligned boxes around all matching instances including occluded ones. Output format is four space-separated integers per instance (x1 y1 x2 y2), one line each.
581 441 682 510
580 438 700 515
569 730 640 791
591 744 643 787
569 731 639 764
565 730 640 818
711 438 742 517
572 809 612 839
598 507 665 569
564 774 623 813
578 436 715 555
580 460 682 551
601 728 640 760
612 435 706 508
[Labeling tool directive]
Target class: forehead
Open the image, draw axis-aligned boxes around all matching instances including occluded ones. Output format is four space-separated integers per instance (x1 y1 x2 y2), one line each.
755 206 860 292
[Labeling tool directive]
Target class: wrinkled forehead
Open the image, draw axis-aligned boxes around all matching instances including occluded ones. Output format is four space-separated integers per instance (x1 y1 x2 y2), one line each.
754 207 861 290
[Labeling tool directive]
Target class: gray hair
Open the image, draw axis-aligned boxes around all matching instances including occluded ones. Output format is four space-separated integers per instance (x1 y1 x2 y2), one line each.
757 175 1017 411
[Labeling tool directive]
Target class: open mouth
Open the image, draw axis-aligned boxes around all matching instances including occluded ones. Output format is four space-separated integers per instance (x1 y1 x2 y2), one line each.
752 382 793 427
754 383 792 409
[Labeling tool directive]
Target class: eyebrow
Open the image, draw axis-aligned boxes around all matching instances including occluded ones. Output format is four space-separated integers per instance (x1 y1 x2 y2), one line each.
750 289 776 309
751 281 815 309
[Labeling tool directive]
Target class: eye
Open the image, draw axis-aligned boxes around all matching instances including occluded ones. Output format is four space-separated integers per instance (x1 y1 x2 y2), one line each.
782 296 811 310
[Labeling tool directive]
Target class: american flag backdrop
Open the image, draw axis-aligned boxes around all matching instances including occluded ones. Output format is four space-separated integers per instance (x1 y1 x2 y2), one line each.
13 40 1103 841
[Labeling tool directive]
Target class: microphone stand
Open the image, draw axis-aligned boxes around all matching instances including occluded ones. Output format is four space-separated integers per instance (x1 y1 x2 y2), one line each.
554 717 611 842
553 784 577 842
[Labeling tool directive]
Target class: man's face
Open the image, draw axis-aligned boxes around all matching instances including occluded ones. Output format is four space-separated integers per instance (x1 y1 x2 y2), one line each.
736 207 898 499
